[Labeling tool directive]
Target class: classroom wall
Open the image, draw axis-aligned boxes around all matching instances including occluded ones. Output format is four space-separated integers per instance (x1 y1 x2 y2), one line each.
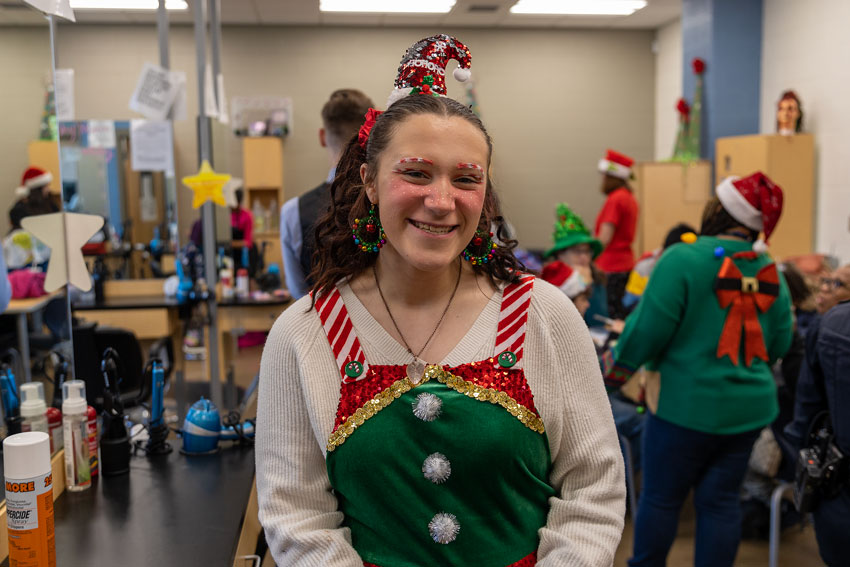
1 24 656 252
760 0 850 264
0 27 53 237
653 18 682 161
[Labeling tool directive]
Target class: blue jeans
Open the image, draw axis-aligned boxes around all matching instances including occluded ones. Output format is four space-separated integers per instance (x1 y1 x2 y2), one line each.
813 485 850 566
629 414 760 567
609 392 646 472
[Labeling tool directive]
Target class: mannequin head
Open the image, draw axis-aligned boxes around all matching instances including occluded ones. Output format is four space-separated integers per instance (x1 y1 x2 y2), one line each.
776 90 802 134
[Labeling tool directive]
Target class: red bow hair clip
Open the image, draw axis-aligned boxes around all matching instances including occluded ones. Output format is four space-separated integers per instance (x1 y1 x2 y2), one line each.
358 108 383 149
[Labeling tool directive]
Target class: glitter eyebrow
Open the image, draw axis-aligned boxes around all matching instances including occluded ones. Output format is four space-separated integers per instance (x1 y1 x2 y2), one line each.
456 163 483 172
398 157 434 165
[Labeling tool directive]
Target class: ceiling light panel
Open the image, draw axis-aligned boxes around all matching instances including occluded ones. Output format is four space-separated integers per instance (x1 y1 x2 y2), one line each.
510 0 647 16
69 0 187 10
319 0 456 14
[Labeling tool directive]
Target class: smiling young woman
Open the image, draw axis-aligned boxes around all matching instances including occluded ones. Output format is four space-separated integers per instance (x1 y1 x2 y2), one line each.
256 35 625 567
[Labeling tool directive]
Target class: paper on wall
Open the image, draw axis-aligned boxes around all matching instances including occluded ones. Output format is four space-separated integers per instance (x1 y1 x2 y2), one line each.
216 73 229 124
87 120 116 148
129 63 180 121
203 63 218 119
170 71 188 121
130 119 174 175
54 68 75 121
22 0 75 21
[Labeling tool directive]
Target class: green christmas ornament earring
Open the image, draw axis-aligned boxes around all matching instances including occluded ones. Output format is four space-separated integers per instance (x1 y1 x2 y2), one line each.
351 203 386 253
462 229 497 265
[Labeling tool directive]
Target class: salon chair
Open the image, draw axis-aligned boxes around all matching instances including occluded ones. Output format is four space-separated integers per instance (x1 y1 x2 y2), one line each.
73 322 145 412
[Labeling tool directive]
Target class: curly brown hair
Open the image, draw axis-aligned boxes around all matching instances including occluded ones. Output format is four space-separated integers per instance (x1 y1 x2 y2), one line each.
308 95 524 303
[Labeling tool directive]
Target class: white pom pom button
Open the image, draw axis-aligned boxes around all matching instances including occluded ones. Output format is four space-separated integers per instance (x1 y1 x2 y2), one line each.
428 512 460 544
412 392 442 422
422 452 451 484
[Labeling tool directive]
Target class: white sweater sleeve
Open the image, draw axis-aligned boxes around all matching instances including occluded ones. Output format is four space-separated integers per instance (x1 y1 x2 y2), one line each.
529 281 626 566
255 299 363 567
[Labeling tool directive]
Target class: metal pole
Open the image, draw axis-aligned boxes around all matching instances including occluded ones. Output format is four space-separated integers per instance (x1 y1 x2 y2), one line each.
208 0 222 107
193 0 223 409
157 0 170 69
48 13 77 380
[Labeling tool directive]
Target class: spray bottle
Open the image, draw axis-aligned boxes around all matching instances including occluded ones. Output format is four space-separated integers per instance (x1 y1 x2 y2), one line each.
20 383 48 435
0 363 22 437
4 431 55 567
61 380 91 492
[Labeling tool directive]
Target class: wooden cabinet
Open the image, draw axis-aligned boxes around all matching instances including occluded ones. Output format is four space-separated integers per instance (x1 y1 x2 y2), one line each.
27 140 61 194
632 161 711 255
715 134 815 259
242 137 284 268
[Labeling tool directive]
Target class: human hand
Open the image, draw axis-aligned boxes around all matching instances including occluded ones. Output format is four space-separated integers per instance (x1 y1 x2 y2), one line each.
605 319 625 334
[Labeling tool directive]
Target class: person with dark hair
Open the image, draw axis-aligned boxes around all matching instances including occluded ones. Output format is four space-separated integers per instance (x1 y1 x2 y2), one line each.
604 173 794 566
230 186 253 247
621 222 697 313
594 149 639 320
279 88 375 299
257 35 624 567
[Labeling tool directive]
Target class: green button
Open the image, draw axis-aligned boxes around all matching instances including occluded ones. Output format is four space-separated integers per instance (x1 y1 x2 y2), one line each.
497 350 517 368
344 361 363 378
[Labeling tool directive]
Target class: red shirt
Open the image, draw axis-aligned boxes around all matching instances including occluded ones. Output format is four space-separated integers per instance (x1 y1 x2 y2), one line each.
594 187 638 273
231 208 254 246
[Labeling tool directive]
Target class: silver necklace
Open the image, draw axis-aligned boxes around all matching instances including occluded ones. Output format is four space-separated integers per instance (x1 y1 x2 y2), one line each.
373 260 462 384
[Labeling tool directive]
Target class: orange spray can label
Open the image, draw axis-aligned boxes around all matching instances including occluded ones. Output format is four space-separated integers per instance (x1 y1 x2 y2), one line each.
5 472 55 567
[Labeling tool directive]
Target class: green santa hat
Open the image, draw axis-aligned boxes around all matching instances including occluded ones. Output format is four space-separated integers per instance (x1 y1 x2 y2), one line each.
545 203 603 259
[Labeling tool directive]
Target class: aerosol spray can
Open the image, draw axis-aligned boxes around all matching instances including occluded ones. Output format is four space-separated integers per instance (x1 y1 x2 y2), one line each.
3 431 56 567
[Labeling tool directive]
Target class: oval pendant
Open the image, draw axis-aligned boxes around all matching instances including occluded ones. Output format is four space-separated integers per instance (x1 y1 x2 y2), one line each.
407 359 426 385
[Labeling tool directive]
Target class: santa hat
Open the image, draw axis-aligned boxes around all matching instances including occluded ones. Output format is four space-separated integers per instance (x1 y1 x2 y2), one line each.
541 261 587 299
598 149 634 180
21 166 53 190
387 34 472 107
716 172 783 253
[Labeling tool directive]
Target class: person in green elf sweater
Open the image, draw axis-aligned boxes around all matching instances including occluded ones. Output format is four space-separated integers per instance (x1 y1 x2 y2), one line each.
605 172 793 567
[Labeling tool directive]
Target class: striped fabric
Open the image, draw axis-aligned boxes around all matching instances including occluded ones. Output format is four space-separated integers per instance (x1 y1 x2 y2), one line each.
314 288 368 382
493 275 535 364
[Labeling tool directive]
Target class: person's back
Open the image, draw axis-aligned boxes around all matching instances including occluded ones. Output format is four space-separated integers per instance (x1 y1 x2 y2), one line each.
785 296 850 566
280 88 374 298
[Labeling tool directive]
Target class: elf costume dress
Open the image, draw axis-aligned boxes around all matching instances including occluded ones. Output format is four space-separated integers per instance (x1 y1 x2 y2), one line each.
256 278 625 566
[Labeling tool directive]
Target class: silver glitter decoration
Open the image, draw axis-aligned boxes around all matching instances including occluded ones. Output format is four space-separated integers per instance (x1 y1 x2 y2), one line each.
422 452 452 484
428 512 460 544
412 392 442 422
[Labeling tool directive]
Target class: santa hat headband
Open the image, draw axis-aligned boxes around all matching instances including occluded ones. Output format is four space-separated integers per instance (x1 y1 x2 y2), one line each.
387 34 472 107
716 172 783 252
598 149 634 180
541 261 587 299
21 166 52 189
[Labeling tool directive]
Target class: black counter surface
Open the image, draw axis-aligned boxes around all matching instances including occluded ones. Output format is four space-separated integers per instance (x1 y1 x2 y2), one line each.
3 444 255 567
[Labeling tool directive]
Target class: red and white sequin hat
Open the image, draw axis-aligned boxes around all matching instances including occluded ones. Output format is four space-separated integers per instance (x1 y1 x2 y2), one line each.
541 261 587 299
716 172 784 253
598 149 634 180
387 34 472 107
20 166 53 190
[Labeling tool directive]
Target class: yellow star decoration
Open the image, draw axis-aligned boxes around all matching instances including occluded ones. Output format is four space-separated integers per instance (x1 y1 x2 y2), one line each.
183 160 231 209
